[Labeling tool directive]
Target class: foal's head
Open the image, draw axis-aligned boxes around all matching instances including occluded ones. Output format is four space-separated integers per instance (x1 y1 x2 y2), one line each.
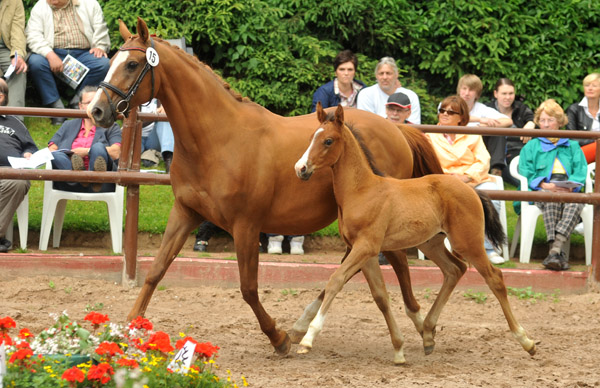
295 103 346 181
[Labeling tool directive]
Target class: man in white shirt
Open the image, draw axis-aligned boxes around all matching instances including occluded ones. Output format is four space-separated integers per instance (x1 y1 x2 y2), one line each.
357 57 421 124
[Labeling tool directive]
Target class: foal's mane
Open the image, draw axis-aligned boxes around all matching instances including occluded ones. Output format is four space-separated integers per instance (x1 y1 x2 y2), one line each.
148 36 249 103
323 112 385 177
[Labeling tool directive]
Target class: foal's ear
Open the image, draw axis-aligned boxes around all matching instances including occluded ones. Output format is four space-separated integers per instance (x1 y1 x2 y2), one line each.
334 104 344 126
136 17 150 43
316 102 326 123
119 19 131 41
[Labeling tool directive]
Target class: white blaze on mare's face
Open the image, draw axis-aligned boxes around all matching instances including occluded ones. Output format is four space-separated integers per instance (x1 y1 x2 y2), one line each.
295 128 324 173
88 51 130 113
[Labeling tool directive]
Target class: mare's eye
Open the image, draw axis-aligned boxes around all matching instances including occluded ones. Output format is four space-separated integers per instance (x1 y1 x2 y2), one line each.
126 61 139 71
324 138 333 146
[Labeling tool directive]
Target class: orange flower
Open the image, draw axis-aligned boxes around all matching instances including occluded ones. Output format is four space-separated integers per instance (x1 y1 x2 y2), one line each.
117 358 139 369
9 348 33 363
62 366 85 383
83 312 110 330
0 332 13 346
87 362 114 384
95 342 124 358
175 337 219 359
0 316 16 332
141 331 173 353
128 316 153 331
18 328 33 341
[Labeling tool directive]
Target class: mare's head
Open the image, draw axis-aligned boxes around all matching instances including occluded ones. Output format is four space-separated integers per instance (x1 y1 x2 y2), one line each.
295 103 346 181
88 18 162 127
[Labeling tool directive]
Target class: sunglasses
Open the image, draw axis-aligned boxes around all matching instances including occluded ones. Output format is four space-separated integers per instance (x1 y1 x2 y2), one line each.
438 108 460 116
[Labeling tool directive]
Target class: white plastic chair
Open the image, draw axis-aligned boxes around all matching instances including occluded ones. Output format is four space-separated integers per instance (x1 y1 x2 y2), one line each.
509 156 592 265
6 194 29 249
417 175 509 261
38 161 124 253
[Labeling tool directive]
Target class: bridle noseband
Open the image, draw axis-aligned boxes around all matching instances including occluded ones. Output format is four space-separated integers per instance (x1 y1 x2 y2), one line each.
99 38 157 120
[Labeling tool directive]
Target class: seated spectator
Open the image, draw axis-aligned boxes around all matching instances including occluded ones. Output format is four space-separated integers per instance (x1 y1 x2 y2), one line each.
566 72 600 163
457 74 513 176
311 49 365 112
485 78 535 186
518 99 587 271
48 86 121 192
0 78 36 252
385 92 412 124
139 99 174 173
427 95 506 264
0 0 27 121
25 0 110 125
357 56 421 124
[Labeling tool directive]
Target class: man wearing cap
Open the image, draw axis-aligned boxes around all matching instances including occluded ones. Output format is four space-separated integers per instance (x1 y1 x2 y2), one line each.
385 92 412 124
357 56 421 124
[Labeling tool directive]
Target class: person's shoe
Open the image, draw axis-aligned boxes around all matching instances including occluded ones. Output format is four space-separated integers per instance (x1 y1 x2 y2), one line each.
558 251 570 271
488 251 505 265
92 156 107 192
267 235 284 254
71 154 85 171
51 117 66 126
543 252 562 271
490 167 502 176
193 239 208 252
163 152 173 174
0 237 11 249
573 222 584 235
378 252 389 265
290 236 305 255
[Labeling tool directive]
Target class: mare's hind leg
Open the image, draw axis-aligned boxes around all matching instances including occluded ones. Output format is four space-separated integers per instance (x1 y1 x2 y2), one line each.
464 247 536 355
360 253 406 364
383 250 424 335
128 203 201 321
233 221 290 355
417 235 467 355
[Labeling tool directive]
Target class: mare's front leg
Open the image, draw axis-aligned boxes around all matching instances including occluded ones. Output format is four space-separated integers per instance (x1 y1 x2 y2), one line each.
233 222 290 355
297 242 378 356
127 203 201 321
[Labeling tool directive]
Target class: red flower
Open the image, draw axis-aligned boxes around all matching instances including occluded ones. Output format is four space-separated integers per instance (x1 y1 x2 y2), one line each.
0 332 13 346
95 342 123 358
15 341 31 350
0 316 16 332
84 312 110 330
18 328 33 340
128 316 153 331
141 331 173 353
62 367 85 383
9 348 33 363
116 358 139 369
175 337 219 359
87 363 114 384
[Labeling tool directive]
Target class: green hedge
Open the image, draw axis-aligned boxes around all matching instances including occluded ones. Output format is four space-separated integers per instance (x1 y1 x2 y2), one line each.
22 0 600 120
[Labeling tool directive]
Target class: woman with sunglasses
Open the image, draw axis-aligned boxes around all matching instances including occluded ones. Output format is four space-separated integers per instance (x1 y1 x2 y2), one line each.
427 95 506 264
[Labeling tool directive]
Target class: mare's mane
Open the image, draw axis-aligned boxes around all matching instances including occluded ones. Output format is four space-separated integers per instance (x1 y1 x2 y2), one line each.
322 112 384 177
135 35 249 103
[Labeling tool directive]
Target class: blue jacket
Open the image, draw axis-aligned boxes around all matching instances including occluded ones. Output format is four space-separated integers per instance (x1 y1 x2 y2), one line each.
48 119 121 150
311 78 365 112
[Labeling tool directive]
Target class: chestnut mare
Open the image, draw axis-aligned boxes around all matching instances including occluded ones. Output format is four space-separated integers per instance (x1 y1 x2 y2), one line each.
87 18 443 356
294 104 536 364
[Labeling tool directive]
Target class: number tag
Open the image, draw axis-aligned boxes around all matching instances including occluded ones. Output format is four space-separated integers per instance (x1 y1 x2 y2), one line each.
167 341 195 374
146 47 160 67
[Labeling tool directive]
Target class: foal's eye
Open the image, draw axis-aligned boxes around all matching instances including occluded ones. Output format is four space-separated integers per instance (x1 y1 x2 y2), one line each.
324 138 333 146
126 61 139 71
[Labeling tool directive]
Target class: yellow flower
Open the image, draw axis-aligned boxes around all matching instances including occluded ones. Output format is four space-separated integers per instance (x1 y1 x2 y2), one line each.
242 375 249 386
179 332 186 338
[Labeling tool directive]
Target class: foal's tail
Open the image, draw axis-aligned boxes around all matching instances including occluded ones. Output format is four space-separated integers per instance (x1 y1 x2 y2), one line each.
476 189 507 249
397 124 444 177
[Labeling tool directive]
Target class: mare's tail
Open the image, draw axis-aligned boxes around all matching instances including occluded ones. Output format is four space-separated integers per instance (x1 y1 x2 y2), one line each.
397 124 444 177
476 189 506 249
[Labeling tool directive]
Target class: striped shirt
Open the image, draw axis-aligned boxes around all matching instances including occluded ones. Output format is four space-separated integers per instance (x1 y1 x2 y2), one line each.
52 1 90 49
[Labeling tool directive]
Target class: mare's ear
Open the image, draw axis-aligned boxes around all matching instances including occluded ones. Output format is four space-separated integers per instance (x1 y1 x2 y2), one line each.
119 19 131 41
136 17 150 43
334 104 344 126
316 102 326 123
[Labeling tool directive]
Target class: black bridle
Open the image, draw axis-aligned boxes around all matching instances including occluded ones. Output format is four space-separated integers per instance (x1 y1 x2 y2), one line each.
98 38 157 120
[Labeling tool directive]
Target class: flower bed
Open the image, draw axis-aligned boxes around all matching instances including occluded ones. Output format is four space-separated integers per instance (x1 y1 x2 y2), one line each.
0 313 247 387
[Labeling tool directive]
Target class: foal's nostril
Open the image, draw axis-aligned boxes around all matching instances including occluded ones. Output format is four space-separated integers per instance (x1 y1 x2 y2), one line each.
91 107 103 120
300 166 306 173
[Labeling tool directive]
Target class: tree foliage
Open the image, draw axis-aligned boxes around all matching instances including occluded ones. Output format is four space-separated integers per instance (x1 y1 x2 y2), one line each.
22 0 600 120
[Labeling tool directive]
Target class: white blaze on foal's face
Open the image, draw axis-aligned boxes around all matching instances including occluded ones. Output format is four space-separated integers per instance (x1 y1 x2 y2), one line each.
295 128 324 173
87 50 130 117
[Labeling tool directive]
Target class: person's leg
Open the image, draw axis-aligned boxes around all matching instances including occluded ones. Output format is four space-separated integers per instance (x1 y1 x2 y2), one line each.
483 135 507 174
0 48 26 120
476 181 504 263
537 201 563 270
193 221 221 251
552 202 585 270
156 122 174 172
71 49 110 88
267 233 284 254
289 235 305 255
27 52 62 106
0 178 30 250
50 151 73 170
89 143 114 192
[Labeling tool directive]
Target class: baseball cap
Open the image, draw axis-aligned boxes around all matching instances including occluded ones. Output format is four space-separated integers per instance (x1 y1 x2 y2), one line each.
386 92 411 109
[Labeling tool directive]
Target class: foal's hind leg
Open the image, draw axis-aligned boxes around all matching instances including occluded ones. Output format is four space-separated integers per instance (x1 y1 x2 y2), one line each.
417 235 468 355
128 203 201 321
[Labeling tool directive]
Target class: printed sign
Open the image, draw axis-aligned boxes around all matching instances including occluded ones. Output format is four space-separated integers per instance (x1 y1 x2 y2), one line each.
167 340 195 374
146 47 160 67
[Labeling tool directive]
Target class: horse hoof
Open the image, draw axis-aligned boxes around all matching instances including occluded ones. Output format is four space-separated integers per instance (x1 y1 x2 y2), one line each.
424 344 435 355
274 333 291 356
393 352 406 365
289 329 306 344
527 343 537 356
297 344 311 354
